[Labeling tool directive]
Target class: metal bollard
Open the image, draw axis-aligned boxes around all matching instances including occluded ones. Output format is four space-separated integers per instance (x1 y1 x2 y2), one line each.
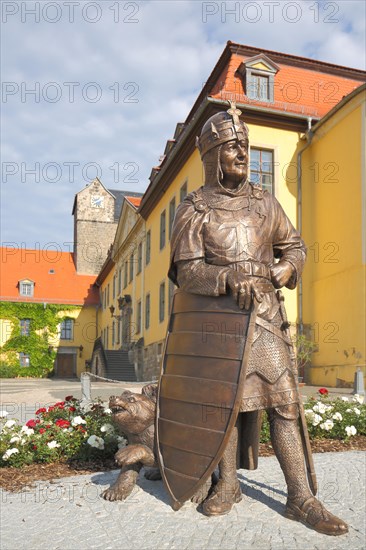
353 368 365 396
81 372 91 402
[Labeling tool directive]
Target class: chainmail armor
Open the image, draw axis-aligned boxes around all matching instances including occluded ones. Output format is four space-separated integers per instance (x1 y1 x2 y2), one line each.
268 406 312 504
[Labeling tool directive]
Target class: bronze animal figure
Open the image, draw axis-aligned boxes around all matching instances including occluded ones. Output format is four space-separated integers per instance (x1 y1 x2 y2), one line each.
102 383 213 503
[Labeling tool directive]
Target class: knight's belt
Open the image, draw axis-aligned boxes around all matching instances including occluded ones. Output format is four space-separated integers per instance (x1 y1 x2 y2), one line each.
233 260 273 292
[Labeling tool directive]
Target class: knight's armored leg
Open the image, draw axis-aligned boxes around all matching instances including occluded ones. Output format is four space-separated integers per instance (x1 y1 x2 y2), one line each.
202 421 241 516
268 404 348 536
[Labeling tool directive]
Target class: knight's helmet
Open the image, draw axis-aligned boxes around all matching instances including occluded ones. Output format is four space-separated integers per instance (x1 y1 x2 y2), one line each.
196 101 249 188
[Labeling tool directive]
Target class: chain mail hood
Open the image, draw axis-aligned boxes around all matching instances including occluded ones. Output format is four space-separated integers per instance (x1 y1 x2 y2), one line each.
196 102 251 208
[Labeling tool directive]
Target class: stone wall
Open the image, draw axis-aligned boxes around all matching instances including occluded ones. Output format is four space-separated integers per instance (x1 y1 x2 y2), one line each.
74 179 117 274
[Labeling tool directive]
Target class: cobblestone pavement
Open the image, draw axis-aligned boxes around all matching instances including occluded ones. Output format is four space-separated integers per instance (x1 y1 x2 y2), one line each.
1 451 365 550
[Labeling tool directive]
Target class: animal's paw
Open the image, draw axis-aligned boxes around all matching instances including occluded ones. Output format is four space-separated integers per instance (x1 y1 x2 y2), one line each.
115 444 153 467
102 479 135 501
144 467 162 481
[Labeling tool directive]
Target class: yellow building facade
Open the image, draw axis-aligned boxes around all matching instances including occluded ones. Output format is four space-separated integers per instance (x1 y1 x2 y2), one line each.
301 85 366 386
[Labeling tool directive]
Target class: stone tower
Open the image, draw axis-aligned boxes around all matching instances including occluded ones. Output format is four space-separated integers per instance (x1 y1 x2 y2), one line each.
72 178 117 275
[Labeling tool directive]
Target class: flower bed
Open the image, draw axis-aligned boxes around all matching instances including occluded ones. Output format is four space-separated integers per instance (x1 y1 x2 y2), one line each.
0 396 126 468
0 390 365 470
260 390 365 443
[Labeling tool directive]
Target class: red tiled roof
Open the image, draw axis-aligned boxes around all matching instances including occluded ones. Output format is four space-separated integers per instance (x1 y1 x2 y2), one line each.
0 248 99 306
125 196 142 208
211 53 363 118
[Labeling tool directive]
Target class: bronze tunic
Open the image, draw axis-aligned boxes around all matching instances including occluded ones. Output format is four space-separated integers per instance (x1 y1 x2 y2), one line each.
168 181 307 412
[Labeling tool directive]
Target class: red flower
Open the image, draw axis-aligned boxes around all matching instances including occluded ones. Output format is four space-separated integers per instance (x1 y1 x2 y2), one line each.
65 395 74 401
318 388 328 395
33 445 37 450
26 419 37 428
39 428 46 434
48 406 54 412
69 406 76 412
54 402 65 409
35 407 47 415
46 424 52 428
77 426 86 433
55 419 70 428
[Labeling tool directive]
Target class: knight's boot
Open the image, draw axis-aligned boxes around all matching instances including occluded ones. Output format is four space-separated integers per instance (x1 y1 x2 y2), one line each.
202 423 241 516
269 404 348 536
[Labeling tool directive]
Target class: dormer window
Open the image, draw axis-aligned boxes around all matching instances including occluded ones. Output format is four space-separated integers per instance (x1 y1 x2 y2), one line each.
237 54 279 104
19 279 34 297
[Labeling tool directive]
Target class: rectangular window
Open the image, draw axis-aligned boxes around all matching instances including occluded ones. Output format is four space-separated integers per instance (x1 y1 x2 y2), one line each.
248 74 270 101
106 326 109 348
137 242 142 274
136 301 142 334
118 268 122 295
160 210 166 250
112 321 115 347
169 197 176 239
145 230 151 265
117 318 121 344
250 148 274 194
107 284 110 307
20 319 31 336
19 352 30 367
180 181 187 202
124 262 128 288
113 274 116 299
159 282 165 323
60 318 74 340
145 293 150 330
129 254 134 282
19 281 34 297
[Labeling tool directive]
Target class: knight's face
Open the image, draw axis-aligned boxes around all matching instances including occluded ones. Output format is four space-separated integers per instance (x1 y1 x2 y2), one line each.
219 138 248 189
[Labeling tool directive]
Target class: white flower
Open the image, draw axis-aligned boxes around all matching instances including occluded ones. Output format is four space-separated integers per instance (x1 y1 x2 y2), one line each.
71 416 86 426
117 436 127 449
313 403 327 414
325 405 334 412
4 420 16 429
0 411 9 418
346 408 352 413
345 425 357 437
104 408 112 414
87 435 104 450
2 448 19 461
332 412 343 421
341 397 349 402
47 441 60 449
20 426 34 436
352 394 364 404
100 423 114 435
312 414 322 426
353 408 361 416
9 435 22 444
320 419 334 431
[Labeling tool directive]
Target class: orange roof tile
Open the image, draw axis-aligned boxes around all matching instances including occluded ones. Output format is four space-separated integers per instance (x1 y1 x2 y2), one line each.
125 196 142 208
211 51 364 119
0 248 99 306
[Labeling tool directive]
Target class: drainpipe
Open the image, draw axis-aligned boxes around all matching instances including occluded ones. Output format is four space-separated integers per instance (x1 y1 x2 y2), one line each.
297 116 314 335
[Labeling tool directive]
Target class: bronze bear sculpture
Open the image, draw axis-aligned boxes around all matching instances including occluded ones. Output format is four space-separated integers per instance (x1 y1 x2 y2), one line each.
102 383 213 503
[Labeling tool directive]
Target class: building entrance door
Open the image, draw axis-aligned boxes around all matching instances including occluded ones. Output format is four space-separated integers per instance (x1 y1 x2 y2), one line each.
55 353 76 378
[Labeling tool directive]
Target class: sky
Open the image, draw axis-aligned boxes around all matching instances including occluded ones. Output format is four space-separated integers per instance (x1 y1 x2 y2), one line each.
1 0 365 251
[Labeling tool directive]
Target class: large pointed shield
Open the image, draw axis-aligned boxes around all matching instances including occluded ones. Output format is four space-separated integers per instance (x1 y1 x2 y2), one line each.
156 289 258 510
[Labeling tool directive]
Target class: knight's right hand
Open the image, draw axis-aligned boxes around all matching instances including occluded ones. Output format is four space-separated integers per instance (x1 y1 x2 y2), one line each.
226 271 263 310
